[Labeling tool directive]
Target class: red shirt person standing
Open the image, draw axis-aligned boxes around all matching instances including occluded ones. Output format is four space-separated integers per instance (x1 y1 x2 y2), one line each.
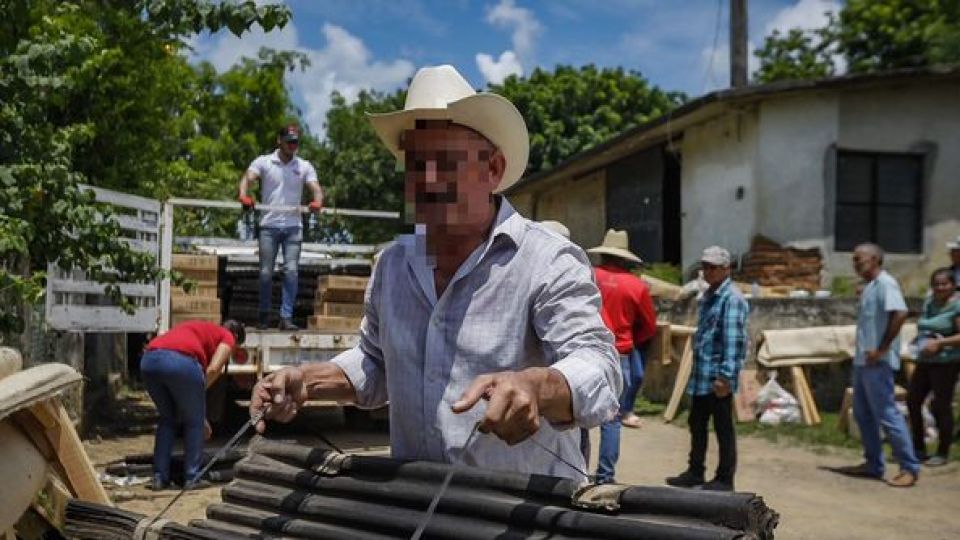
588 229 657 483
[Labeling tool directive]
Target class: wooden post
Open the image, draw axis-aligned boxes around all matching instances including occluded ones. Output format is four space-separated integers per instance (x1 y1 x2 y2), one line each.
663 335 694 422
730 0 749 88
28 400 111 505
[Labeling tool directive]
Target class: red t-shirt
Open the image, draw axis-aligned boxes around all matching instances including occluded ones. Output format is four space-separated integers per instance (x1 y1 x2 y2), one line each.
145 321 235 371
594 264 657 354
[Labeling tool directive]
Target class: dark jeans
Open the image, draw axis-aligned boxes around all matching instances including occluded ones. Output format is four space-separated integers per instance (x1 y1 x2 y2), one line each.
258 226 303 320
688 393 736 482
141 349 206 484
907 362 960 458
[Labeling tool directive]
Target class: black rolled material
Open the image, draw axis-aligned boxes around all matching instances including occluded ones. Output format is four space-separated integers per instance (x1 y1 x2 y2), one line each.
205 503 401 540
64 500 244 540
234 453 744 539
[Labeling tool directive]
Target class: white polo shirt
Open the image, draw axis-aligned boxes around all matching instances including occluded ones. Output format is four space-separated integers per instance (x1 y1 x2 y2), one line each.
247 150 319 229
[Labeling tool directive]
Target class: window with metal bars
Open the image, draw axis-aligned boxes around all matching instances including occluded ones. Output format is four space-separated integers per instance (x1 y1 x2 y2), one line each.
835 150 923 253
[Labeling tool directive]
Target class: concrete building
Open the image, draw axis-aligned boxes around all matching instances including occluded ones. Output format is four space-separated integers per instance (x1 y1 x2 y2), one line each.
505 67 960 294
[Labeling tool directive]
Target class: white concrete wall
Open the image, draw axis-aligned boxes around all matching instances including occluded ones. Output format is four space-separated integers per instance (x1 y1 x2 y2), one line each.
680 109 759 273
754 94 839 246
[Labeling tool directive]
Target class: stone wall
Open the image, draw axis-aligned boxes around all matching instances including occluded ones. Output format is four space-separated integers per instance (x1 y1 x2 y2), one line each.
642 296 921 412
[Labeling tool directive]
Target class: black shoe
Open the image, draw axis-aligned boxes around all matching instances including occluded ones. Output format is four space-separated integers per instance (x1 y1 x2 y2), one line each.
701 478 734 492
278 318 299 331
257 313 270 330
147 477 173 491
665 470 704 488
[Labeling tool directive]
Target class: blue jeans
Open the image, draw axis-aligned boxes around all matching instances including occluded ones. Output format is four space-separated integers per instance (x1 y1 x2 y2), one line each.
258 226 302 320
620 347 646 415
853 364 920 477
141 349 206 484
597 348 642 483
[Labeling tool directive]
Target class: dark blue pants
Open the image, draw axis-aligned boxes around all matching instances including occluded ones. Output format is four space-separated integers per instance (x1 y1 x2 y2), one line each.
596 348 643 483
140 349 206 484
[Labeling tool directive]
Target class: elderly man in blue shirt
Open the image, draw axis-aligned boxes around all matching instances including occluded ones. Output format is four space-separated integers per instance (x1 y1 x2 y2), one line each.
667 246 749 492
248 65 622 481
836 243 920 487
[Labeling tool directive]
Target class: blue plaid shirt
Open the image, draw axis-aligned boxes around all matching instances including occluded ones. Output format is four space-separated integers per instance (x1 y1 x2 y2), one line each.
688 278 749 396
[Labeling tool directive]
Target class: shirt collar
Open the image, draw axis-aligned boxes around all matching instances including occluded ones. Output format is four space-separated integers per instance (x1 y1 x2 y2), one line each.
269 150 297 166
705 277 733 300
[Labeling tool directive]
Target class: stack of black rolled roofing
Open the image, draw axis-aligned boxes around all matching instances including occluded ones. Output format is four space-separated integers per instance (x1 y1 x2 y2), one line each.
185 437 779 539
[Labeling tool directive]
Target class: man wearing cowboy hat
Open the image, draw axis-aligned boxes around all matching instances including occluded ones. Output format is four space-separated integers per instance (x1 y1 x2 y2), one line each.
667 246 749 492
587 229 656 483
249 65 622 481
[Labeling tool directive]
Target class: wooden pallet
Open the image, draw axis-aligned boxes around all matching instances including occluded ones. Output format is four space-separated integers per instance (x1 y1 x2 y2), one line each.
315 301 364 318
307 315 362 333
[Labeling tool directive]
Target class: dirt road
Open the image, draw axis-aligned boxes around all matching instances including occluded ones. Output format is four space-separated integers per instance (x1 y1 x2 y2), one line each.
85 418 958 539
602 420 959 540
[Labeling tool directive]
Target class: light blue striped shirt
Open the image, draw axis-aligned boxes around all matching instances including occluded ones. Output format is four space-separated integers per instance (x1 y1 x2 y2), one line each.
332 200 622 481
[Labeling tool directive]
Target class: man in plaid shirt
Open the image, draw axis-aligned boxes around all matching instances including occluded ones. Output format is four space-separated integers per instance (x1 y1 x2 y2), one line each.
667 246 749 492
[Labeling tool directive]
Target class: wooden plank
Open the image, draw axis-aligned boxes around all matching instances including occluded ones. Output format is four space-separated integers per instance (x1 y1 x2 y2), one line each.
307 315 362 333
171 296 221 313
32 472 72 530
796 367 821 425
838 386 853 432
173 268 218 282
663 335 694 422
733 368 761 423
656 322 672 365
171 312 221 327
316 302 365 318
172 254 219 271
790 366 816 426
317 275 369 291
172 283 219 298
29 400 111 505
316 288 366 304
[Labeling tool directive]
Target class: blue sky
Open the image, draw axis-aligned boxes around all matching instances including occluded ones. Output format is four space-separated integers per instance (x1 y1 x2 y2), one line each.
190 0 841 136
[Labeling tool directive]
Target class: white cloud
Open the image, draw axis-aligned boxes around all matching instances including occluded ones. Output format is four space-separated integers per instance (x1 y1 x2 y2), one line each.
188 22 414 137
475 0 542 84
486 0 541 59
765 0 840 35
700 41 760 92
476 51 523 84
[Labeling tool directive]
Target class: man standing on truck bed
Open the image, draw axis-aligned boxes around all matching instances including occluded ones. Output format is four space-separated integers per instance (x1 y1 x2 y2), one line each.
249 65 622 481
238 123 324 330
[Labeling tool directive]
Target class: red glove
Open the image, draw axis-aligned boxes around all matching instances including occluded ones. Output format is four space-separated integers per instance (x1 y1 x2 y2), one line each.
239 195 255 209
308 201 322 213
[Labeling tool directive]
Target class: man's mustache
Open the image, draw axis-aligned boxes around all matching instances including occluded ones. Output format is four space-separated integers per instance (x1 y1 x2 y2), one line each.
416 190 458 204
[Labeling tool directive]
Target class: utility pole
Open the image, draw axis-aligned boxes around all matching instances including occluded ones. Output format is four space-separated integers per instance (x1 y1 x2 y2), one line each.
730 0 748 87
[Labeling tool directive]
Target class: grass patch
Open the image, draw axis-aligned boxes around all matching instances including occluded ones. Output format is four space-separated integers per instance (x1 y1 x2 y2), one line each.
737 412 861 451
631 396 667 416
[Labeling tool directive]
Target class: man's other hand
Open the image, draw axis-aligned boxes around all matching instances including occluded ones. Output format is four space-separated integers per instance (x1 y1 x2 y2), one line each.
308 201 322 213
239 195 255 209
452 370 546 445
250 367 308 433
713 377 732 398
865 349 883 365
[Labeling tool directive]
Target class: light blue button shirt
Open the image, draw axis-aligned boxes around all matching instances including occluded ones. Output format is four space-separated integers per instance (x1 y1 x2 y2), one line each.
332 200 622 481
247 150 318 229
855 270 908 369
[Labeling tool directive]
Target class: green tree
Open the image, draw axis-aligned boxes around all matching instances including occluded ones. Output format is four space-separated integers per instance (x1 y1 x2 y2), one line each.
0 0 291 335
754 0 960 83
490 65 685 173
312 89 409 244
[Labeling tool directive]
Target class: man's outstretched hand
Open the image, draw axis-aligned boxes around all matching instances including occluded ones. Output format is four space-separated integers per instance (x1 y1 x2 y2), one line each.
239 195 255 209
250 367 309 434
452 369 557 445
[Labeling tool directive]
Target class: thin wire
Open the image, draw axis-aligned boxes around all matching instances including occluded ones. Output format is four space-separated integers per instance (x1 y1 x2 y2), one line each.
527 436 596 481
410 422 482 540
702 0 725 93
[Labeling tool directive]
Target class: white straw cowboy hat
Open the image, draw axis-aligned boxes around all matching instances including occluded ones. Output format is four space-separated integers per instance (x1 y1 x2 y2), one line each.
587 229 643 264
367 64 530 193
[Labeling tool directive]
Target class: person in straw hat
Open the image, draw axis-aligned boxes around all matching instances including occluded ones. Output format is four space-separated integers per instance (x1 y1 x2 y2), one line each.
587 229 656 483
250 65 621 481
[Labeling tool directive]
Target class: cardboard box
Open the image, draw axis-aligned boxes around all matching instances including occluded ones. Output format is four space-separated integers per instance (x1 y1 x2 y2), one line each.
171 313 221 326
316 301 365 318
172 283 219 298
317 275 368 291
172 254 218 271
171 297 221 314
307 315 362 333
316 288 366 304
